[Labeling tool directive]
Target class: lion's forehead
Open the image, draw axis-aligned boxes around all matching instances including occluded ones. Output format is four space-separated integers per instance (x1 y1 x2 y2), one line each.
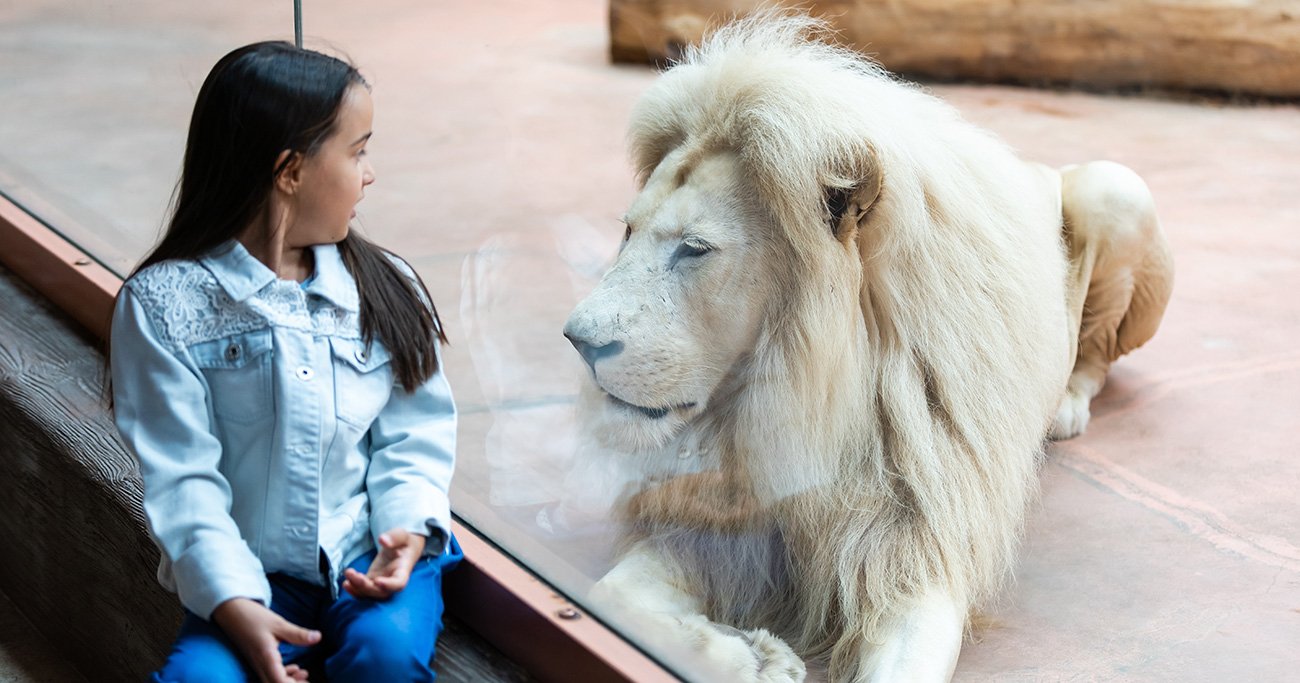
629 151 755 237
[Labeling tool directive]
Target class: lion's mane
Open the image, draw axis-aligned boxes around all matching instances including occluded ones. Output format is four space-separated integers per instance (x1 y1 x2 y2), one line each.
620 14 1074 677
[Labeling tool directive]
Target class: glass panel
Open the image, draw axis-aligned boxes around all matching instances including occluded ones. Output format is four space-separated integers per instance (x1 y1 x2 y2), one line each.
4 2 1297 682
1 0 689 674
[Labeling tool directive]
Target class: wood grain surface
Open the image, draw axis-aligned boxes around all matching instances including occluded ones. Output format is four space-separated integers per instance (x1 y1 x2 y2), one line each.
0 263 175 682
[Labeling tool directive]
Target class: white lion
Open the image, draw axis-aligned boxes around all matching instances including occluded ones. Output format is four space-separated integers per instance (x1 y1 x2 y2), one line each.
563 13 1173 682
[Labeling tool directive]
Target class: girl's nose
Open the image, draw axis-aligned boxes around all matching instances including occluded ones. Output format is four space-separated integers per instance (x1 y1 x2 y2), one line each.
362 160 376 186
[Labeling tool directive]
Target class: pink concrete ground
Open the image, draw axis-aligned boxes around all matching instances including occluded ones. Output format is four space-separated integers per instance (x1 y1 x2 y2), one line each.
2 1 1298 680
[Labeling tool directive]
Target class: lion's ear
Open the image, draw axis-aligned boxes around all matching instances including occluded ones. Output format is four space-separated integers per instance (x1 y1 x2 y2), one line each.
827 166 883 244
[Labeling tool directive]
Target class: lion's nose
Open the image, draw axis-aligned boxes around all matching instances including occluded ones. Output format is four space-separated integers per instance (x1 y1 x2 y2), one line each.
564 329 624 372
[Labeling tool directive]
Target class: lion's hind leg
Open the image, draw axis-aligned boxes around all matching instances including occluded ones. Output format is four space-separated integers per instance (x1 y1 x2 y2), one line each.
1051 161 1174 440
590 542 807 683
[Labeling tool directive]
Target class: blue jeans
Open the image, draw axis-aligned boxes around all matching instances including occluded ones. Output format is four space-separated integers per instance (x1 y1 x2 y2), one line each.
152 536 463 683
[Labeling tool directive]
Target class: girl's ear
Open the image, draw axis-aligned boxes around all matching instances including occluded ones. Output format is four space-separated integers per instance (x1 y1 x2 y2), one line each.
274 149 304 195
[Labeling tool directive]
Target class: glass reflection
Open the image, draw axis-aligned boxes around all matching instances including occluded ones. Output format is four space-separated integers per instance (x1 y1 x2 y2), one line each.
1 0 688 673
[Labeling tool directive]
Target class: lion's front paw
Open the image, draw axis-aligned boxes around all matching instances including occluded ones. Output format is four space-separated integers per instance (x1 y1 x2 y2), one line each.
1050 390 1091 440
744 627 808 682
678 615 807 683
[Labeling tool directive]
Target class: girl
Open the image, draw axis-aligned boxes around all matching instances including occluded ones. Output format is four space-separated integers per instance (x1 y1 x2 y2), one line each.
110 41 461 683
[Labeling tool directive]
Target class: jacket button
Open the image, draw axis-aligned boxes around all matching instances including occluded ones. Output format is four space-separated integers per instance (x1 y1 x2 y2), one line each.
296 366 314 381
354 348 368 363
225 344 241 361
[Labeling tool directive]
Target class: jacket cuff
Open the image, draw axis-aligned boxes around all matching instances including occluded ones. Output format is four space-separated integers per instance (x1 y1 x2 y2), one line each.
171 537 271 620
371 487 451 556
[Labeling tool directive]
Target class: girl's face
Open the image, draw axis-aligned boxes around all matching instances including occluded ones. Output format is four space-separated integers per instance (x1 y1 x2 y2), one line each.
289 84 376 247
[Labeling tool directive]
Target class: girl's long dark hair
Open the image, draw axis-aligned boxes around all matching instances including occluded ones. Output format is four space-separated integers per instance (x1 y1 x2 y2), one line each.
124 41 444 392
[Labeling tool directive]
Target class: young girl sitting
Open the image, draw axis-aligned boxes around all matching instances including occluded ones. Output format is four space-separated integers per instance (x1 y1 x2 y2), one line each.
110 41 461 683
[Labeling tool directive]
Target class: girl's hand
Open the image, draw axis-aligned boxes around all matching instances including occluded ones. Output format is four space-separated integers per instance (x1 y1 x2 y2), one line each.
212 597 320 683
342 528 426 599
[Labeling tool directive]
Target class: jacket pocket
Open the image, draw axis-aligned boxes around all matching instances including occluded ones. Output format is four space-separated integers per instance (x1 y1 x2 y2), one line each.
329 338 394 429
191 329 275 424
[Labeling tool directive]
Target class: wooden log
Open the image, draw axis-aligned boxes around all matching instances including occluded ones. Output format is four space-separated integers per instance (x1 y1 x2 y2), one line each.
610 0 1300 98
0 264 178 682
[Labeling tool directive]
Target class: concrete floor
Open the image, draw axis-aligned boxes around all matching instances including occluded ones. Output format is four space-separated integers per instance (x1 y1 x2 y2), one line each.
2 1 1298 681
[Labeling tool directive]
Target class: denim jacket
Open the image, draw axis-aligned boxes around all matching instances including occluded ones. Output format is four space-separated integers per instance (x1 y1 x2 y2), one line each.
110 240 455 620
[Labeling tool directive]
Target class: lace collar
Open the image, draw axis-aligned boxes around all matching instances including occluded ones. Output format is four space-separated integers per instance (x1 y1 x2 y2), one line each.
199 240 359 312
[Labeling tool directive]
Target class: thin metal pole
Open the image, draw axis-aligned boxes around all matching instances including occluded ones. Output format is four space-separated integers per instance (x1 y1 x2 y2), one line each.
293 0 303 48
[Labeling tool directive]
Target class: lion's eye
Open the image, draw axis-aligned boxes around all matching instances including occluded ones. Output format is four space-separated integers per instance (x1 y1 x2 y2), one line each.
623 225 632 243
673 241 714 262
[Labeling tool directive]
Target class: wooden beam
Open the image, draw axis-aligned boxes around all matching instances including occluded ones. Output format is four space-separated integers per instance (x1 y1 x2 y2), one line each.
609 0 1300 98
0 194 121 339
445 524 679 683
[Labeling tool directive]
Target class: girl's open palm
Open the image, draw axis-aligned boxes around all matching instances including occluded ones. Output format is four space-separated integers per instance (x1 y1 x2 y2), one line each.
342 528 426 599
212 597 320 683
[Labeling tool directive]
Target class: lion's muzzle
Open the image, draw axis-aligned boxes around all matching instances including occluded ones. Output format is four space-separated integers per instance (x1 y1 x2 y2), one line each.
563 325 624 374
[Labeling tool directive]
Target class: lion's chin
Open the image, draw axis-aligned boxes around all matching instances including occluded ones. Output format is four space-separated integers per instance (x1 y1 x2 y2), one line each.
589 391 698 452
605 392 696 421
